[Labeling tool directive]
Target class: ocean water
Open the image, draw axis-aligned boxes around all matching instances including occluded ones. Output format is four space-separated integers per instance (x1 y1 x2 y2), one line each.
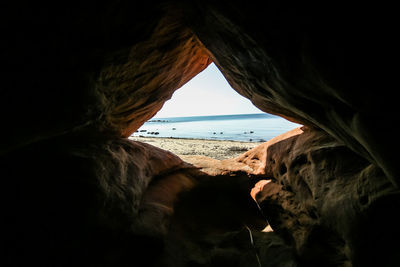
131 113 301 142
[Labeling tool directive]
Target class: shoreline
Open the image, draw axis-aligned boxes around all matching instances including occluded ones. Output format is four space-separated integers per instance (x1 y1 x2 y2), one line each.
129 136 264 160
131 135 265 143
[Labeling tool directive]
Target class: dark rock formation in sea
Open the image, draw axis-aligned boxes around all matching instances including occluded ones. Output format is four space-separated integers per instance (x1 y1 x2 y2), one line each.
1 1 398 266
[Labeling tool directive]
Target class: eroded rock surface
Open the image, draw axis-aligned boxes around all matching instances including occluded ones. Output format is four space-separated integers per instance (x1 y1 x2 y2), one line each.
180 127 400 266
247 127 400 266
2 1 400 266
1 2 211 154
2 132 270 266
2 133 199 265
183 1 398 185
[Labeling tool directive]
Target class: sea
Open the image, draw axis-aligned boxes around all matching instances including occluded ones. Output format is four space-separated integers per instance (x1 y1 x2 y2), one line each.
131 113 300 142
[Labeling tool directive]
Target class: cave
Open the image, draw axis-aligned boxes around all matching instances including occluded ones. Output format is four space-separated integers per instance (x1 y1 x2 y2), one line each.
2 1 399 267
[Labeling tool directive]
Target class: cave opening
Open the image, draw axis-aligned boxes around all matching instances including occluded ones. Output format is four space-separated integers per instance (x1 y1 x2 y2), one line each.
129 62 300 161
3 2 400 266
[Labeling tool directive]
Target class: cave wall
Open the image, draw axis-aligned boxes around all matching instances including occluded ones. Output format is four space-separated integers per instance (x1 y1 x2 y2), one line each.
241 127 400 266
2 2 397 182
2 1 400 266
1 1 210 154
1 132 201 265
182 1 398 185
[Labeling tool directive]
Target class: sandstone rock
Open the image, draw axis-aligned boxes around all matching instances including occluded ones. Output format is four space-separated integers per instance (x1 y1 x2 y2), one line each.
99 15 211 137
184 1 398 185
171 174 267 235
1 3 211 154
247 127 400 266
160 174 274 266
2 1 400 266
179 154 256 176
2 133 201 265
175 127 400 266
237 127 305 175
161 228 297 267
2 132 272 266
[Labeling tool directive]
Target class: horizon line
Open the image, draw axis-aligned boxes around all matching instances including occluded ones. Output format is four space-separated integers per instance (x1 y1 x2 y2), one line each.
152 112 269 119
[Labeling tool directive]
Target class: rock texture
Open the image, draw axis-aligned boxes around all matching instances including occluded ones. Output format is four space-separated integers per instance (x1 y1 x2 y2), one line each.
2 1 400 266
184 1 398 185
172 127 400 266
245 127 400 266
1 133 198 265
1 2 211 154
2 132 269 266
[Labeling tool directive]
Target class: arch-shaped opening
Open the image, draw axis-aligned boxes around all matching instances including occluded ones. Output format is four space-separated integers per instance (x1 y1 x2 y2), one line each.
130 63 300 160
3 3 399 266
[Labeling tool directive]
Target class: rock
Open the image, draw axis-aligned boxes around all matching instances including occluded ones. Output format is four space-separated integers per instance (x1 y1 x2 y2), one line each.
2 2 400 266
186 2 398 185
2 133 201 266
149 119 169 123
162 226 297 267
237 127 304 175
179 155 255 176
180 127 400 265
242 127 400 266
0 3 212 154
171 175 267 235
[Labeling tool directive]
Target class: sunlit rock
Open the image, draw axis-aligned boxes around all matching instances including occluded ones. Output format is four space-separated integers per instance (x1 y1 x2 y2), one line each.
2 1 399 266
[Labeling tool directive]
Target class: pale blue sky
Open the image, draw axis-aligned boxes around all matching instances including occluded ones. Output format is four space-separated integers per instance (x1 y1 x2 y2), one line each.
154 63 263 118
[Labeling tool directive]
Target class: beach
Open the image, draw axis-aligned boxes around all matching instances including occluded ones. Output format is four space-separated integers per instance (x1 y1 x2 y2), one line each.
129 114 299 161
129 136 263 160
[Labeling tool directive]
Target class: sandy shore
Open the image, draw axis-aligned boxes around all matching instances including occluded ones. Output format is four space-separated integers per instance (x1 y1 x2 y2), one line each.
129 136 263 160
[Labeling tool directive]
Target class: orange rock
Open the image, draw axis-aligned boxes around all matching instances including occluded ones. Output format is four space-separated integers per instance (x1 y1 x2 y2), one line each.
250 179 271 201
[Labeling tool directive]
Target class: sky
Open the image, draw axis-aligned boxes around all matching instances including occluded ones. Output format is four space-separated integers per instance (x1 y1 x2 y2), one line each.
153 63 263 118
